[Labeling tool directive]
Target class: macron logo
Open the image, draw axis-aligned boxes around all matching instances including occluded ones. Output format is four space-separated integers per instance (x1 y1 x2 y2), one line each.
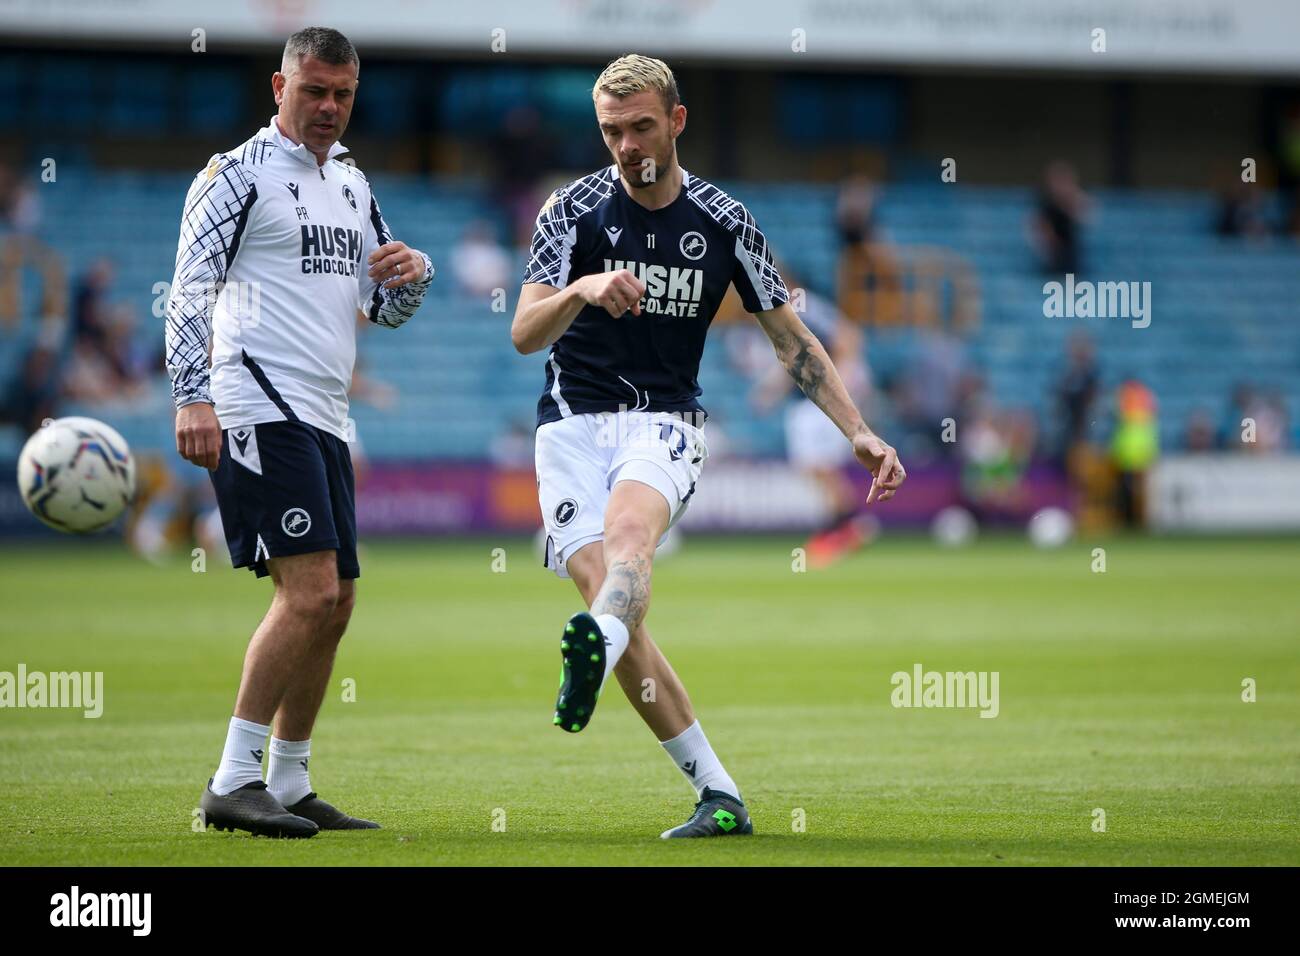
50 886 151 936
682 761 697 778
604 226 623 248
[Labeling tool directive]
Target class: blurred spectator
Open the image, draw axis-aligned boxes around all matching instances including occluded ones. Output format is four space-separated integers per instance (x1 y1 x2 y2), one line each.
1217 383 1256 450
0 164 42 234
1238 388 1290 453
61 304 149 405
1030 160 1091 275
1110 379 1158 528
0 317 65 432
835 176 905 325
451 220 512 298
959 398 1037 522
888 327 973 462
1055 332 1099 460
1183 408 1216 452
1215 181 1269 238
835 176 881 248
72 258 116 352
0 232 68 432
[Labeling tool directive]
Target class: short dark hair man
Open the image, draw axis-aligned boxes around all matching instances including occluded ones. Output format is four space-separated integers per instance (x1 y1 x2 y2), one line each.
166 27 433 837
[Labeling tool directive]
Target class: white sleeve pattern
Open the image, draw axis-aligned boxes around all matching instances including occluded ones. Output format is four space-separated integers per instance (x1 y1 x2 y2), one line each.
363 189 433 329
522 170 616 288
164 154 258 408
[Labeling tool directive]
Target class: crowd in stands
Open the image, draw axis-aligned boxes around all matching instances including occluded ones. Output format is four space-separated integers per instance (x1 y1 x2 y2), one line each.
0 155 1293 540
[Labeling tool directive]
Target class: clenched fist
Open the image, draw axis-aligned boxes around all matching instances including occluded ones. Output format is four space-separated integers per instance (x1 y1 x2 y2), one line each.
575 269 646 318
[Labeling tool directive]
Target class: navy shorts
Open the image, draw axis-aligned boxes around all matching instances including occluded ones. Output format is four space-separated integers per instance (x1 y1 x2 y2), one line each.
210 420 359 580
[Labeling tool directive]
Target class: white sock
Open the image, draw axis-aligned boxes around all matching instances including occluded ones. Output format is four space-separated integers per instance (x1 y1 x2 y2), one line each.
267 737 312 807
211 716 270 796
594 614 631 686
661 719 740 800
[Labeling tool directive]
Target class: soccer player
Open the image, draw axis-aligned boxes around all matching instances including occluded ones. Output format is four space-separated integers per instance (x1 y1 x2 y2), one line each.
512 55 905 838
166 27 432 837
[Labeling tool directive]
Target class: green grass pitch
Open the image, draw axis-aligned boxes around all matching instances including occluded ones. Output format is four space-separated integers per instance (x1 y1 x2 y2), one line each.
0 534 1296 866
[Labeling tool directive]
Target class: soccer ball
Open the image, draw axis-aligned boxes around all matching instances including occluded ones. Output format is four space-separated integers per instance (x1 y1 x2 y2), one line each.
1027 507 1074 549
931 505 977 547
16 416 136 534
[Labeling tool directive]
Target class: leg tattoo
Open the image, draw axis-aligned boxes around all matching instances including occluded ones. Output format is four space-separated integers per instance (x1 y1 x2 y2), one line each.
591 554 651 632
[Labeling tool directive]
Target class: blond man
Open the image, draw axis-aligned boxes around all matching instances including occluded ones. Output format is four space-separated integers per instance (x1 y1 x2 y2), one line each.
512 55 904 838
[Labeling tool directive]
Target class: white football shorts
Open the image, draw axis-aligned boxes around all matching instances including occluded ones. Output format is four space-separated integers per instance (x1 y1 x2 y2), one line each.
534 410 709 578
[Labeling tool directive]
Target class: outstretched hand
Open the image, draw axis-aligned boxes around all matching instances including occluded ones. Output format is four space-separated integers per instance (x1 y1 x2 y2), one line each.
852 432 906 504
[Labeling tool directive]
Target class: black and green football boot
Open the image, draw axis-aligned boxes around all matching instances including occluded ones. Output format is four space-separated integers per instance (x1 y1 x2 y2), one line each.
660 787 754 839
552 612 607 733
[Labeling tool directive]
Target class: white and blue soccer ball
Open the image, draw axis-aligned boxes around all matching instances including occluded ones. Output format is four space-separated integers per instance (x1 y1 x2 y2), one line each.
16 416 136 534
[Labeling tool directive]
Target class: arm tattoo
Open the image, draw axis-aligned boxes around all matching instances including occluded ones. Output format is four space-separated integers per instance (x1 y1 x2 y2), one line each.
592 554 652 632
787 336 829 403
778 329 867 439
